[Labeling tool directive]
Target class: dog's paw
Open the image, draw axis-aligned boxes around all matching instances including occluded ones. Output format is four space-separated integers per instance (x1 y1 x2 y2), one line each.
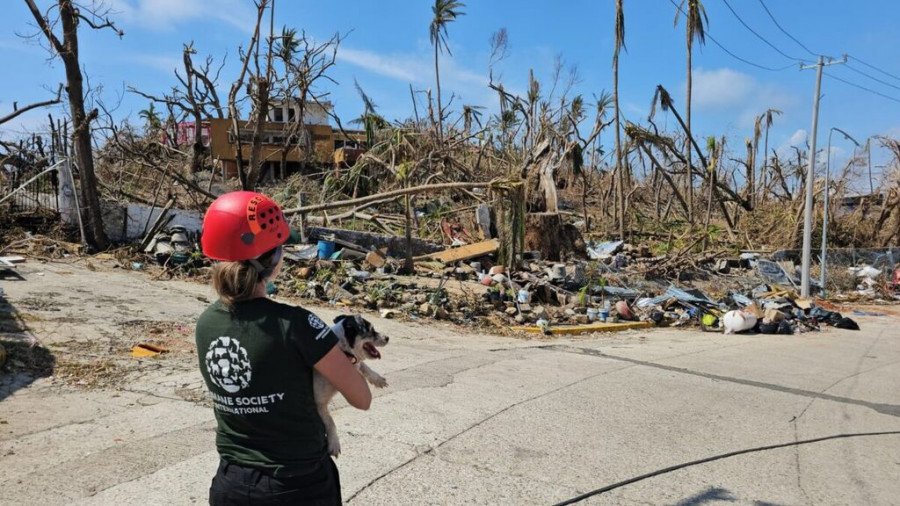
370 375 388 389
327 439 341 457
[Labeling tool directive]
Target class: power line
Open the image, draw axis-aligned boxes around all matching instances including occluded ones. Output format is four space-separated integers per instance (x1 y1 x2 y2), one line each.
824 71 900 105
850 56 900 85
844 63 900 93
757 0 819 58
667 0 796 72
720 0 803 62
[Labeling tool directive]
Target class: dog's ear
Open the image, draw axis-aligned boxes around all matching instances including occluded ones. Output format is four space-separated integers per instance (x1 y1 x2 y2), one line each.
355 315 373 335
334 314 360 346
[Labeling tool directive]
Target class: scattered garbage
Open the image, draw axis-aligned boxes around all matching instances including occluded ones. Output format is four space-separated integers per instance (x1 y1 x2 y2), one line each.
722 310 758 335
131 342 169 358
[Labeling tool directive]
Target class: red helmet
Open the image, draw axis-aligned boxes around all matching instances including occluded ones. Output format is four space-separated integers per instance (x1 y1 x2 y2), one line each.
201 191 288 261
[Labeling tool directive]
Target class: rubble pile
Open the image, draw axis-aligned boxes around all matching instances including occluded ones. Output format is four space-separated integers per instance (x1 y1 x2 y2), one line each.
251 230 898 336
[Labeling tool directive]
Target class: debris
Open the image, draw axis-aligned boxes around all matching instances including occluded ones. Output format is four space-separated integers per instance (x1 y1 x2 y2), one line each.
763 308 787 324
365 250 387 268
615 300 635 320
416 239 500 263
587 240 624 260
756 260 798 288
131 342 169 358
834 317 860 330
794 298 813 310
512 320 652 335
722 310 758 335
851 310 885 317
379 309 398 319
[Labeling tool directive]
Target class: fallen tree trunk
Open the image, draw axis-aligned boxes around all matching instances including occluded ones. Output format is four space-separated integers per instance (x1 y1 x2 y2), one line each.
283 181 502 215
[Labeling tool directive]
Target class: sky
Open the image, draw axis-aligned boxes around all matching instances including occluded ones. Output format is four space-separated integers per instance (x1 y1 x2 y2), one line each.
2 0 899 192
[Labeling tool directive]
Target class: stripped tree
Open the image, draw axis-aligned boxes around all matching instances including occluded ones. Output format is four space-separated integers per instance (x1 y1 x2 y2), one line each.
675 0 708 224
24 0 124 250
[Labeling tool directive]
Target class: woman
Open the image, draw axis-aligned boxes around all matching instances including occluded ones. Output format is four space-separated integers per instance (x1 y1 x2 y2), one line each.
196 191 371 505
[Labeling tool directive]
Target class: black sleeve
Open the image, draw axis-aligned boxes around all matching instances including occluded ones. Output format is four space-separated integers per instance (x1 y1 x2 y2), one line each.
289 308 339 366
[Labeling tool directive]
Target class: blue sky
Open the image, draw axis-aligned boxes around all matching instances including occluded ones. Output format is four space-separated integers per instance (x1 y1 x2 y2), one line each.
2 0 899 190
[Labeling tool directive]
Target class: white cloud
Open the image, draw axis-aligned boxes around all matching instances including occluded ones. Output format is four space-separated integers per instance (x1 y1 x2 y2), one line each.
338 48 418 83
789 129 807 146
691 68 756 110
338 46 488 93
105 0 255 33
687 67 798 128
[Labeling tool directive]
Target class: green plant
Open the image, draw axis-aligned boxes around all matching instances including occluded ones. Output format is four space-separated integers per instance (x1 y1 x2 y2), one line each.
577 285 589 307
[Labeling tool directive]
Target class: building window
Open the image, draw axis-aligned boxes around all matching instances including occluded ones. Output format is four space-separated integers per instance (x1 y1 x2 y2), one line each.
273 107 284 122
287 107 296 122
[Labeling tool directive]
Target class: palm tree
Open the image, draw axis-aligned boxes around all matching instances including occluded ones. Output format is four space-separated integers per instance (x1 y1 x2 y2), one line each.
276 26 300 178
675 0 708 223
138 102 162 132
461 104 484 133
613 0 626 240
429 0 465 142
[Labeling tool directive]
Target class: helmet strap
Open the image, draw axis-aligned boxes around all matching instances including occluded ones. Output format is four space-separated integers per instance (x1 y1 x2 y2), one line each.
247 246 283 281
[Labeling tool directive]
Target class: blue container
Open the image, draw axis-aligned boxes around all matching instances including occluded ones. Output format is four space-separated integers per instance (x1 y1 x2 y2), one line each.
317 240 335 259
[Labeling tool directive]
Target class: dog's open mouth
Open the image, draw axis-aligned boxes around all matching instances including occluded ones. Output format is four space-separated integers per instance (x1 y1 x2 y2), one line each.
362 342 381 359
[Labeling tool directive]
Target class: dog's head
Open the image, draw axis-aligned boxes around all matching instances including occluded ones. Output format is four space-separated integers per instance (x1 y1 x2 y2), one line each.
332 314 389 361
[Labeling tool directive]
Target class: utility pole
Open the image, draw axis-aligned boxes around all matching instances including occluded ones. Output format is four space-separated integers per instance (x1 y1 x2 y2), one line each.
799 55 847 298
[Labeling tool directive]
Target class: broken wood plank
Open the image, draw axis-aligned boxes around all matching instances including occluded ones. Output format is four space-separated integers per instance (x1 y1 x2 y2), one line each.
512 320 652 335
414 239 500 263
283 181 502 215
0 256 26 266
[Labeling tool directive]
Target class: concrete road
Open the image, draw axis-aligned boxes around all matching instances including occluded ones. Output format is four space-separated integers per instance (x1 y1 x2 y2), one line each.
1 261 899 505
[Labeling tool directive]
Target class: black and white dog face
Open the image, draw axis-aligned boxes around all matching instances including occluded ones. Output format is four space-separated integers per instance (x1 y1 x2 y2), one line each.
332 314 389 361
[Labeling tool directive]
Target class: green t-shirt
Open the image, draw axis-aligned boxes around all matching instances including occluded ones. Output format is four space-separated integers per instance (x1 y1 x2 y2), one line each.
195 298 338 476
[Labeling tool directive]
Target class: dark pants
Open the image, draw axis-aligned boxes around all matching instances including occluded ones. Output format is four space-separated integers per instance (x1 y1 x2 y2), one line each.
209 457 341 505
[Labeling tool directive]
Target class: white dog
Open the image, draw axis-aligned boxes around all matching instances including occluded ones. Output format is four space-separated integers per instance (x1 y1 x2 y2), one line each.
313 314 389 457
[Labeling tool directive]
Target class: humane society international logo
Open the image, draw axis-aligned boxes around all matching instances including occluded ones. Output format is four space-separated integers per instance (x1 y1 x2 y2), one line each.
308 313 326 330
205 336 252 393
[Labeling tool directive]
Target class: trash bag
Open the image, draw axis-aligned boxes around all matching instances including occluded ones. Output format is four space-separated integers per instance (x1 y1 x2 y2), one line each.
834 317 860 330
758 322 779 334
809 306 843 326
777 320 795 335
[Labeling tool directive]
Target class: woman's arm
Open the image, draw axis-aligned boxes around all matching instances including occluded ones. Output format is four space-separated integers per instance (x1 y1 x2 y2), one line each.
313 347 372 410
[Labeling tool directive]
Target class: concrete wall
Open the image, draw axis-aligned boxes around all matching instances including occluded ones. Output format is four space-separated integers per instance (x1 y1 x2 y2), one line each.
100 202 203 242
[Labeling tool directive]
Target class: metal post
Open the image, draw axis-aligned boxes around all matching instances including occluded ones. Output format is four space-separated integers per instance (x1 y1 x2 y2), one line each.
820 127 859 296
867 138 874 195
799 55 847 298
821 128 833 296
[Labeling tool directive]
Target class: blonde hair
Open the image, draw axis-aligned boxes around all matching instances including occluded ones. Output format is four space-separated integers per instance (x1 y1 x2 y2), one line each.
210 248 279 308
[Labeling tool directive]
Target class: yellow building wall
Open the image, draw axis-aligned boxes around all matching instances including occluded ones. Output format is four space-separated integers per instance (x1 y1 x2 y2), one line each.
207 118 335 165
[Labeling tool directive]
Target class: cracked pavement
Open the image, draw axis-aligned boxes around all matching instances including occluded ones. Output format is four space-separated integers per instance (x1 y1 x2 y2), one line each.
1 260 899 505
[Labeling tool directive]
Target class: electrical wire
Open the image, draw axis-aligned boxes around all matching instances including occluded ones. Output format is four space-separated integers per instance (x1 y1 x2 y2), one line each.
850 56 900 85
552 430 900 505
824 71 900 105
844 63 900 93
757 0 819 58
667 0 796 72
720 0 803 62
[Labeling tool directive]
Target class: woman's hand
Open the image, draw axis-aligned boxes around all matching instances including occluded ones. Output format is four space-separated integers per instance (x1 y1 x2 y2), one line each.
313 346 372 410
